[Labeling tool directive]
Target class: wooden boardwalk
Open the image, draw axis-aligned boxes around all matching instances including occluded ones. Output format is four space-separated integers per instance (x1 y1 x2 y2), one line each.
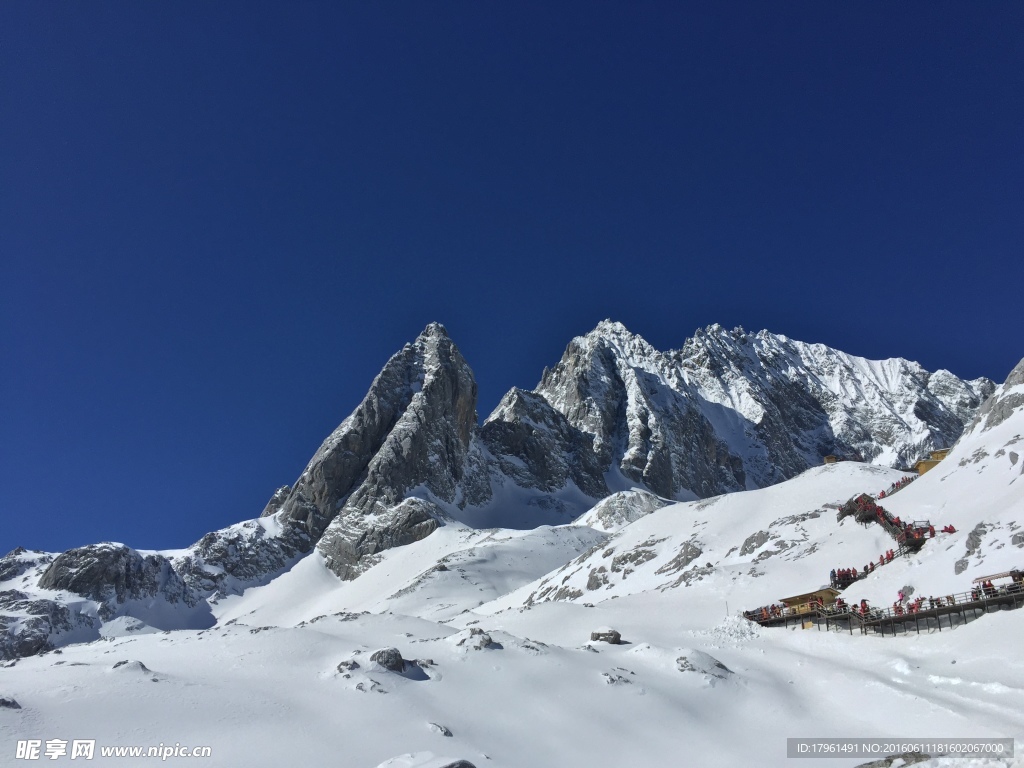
745 482 1024 637
749 585 1024 636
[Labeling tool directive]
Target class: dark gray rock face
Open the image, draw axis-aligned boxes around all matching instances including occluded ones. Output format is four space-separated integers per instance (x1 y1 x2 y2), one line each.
955 523 990 574
38 544 200 620
171 325 475 590
275 324 476 543
739 531 771 557
450 627 493 650
537 321 994 498
319 498 446 580
537 328 746 498
590 628 621 644
480 388 607 498
313 324 487 578
171 324 489 585
260 486 291 518
0 696 21 710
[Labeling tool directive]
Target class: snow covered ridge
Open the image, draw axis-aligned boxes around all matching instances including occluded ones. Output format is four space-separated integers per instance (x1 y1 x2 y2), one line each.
0 323 1006 662
537 321 994 497
2 352 1023 767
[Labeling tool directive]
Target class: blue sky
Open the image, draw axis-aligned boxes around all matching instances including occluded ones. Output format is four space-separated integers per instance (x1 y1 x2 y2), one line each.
2 2 1022 554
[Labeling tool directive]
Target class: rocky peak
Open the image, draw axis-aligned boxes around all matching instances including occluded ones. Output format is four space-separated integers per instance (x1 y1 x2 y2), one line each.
268 323 474 539
174 323 490 589
416 321 451 341
536 322 745 498
1005 357 1024 389
536 321 996 497
578 320 663 366
310 325 482 578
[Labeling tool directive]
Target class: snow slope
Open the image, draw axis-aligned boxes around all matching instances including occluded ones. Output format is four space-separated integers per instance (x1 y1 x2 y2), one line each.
481 462 907 618
2 356 1021 768
4 443 1023 767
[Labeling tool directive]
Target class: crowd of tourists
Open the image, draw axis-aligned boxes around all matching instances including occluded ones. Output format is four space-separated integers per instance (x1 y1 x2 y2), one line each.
877 476 915 499
744 603 787 622
851 494 936 543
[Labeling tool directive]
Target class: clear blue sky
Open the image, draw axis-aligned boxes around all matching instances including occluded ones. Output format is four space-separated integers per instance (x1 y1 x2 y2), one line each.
2 2 1022 554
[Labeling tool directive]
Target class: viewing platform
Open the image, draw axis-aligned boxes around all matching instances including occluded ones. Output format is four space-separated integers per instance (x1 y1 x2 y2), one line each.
746 577 1024 636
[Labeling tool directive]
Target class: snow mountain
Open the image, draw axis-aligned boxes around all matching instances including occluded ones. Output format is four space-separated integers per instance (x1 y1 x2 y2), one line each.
537 320 993 497
0 322 995 659
2 350 1021 767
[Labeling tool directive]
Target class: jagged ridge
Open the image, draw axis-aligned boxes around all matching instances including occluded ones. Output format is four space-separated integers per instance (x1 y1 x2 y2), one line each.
0 321 1001 660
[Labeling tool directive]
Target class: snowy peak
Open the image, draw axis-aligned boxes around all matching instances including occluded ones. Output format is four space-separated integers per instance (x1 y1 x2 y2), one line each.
308 324 483 578
535 321 995 499
0 320 1006 661
416 320 451 341
278 321 477 531
578 319 663 363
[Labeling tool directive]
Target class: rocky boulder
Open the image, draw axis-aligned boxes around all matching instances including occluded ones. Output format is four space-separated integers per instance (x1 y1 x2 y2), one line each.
590 627 621 644
369 647 406 673
448 627 493 651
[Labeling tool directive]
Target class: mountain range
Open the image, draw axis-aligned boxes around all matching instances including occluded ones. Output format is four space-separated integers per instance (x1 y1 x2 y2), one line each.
0 322 996 659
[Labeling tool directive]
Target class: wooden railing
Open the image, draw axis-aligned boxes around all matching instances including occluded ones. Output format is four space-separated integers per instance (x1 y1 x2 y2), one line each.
822 583 1024 624
875 475 916 499
746 582 1024 632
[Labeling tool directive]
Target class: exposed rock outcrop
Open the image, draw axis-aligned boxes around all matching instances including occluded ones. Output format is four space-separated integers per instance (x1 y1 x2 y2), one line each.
537 321 993 498
572 489 671 532
0 589 98 661
481 388 608 498
174 518 307 599
38 544 202 620
312 324 486 578
369 647 406 673
590 627 621 644
0 548 52 584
